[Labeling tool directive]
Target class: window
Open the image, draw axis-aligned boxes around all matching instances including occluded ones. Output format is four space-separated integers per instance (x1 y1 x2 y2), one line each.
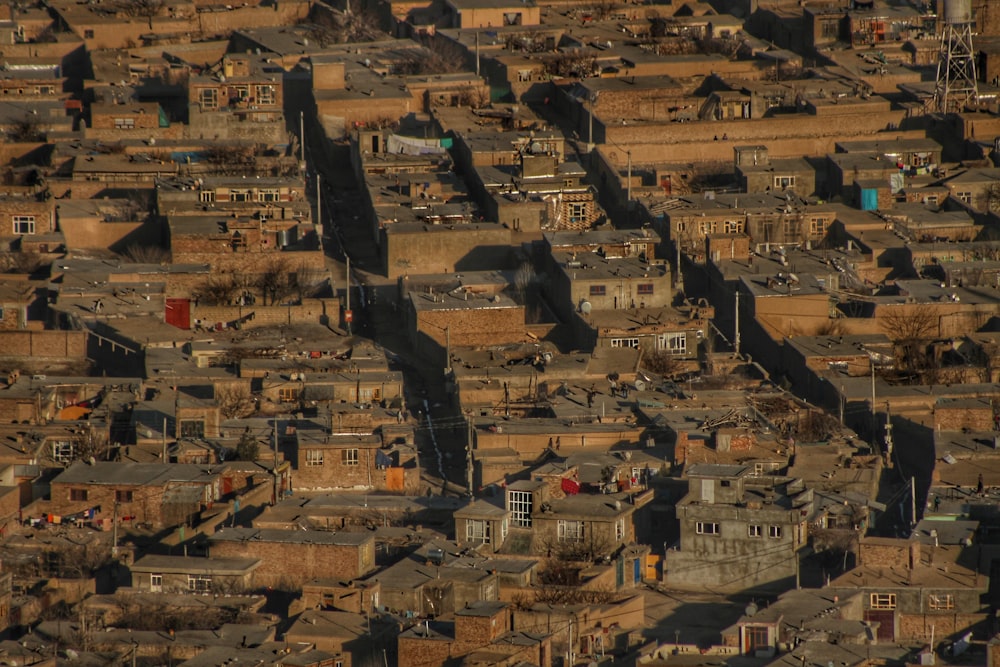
870 593 896 610
12 215 35 235
615 518 626 541
150 574 162 593
230 189 250 202
199 190 215 203
809 218 827 235
768 525 783 538
699 221 717 235
696 522 719 535
675 221 687 233
83 29 94 39
466 519 491 544
774 176 796 189
115 490 134 503
508 489 532 527
957 191 972 204
748 524 762 537
724 220 744 234
569 202 587 220
821 20 839 38
341 448 359 466
501 518 508 541
745 625 769 652
929 594 954 610
611 338 640 348
255 85 275 106
232 85 249 101
257 189 280 202
70 488 88 502
180 420 205 439
637 283 654 295
589 285 606 296
114 117 135 129
557 519 585 541
278 387 299 402
305 449 324 467
188 574 212 592
518 69 533 82
199 88 218 109
52 441 74 464
660 332 687 355
782 218 798 237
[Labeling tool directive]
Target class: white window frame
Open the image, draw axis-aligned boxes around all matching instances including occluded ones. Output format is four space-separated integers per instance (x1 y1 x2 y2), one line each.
557 519 585 542
774 176 796 189
305 449 324 467
615 518 626 541
696 521 719 535
199 88 218 109
748 524 762 537
257 189 280 202
200 190 215 203
255 85 275 106
508 489 532 527
51 441 74 464
114 117 135 129
150 574 163 592
12 215 35 235
768 525 783 538
341 448 359 466
466 518 491 544
660 332 687 355
611 338 640 348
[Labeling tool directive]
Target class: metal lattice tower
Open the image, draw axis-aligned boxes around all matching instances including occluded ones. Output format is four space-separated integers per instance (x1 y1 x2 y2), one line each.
934 0 979 114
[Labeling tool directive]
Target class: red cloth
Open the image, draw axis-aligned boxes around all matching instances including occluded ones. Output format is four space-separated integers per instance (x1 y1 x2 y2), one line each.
561 478 580 495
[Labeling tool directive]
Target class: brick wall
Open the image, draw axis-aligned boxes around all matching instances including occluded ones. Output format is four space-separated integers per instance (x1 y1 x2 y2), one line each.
898 612 987 641
0 331 87 358
398 636 453 667
934 404 995 432
192 299 339 329
209 537 375 589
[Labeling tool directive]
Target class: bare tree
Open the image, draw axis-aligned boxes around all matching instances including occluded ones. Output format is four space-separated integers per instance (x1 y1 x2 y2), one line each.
642 350 686 378
216 384 256 419
256 258 294 306
7 114 44 142
194 273 240 306
880 306 939 371
120 244 171 264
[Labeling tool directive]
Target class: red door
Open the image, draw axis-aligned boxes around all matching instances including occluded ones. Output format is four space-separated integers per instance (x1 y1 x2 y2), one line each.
165 298 191 329
864 610 894 641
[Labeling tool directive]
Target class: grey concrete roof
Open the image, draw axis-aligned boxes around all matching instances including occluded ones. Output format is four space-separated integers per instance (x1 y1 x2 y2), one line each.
131 555 261 574
209 527 373 546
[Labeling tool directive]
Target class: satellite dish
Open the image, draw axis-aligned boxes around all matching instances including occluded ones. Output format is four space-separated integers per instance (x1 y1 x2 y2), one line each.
530 142 543 153
634 380 646 392
65 650 79 660
580 301 592 314
745 602 758 617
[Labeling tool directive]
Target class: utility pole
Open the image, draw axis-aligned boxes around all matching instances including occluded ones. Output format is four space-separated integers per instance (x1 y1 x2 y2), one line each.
345 256 352 336
734 288 740 356
475 32 480 77
161 417 167 462
299 111 305 165
910 475 917 527
272 420 279 505
466 417 474 498
112 502 119 557
871 359 876 442
445 325 451 370
316 173 322 237
626 150 632 203
588 95 595 150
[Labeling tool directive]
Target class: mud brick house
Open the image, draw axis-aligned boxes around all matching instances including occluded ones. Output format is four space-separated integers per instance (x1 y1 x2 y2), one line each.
292 429 418 493
260 370 405 407
547 250 672 324
129 555 261 594
829 538 989 643
721 588 867 656
187 53 285 142
666 464 813 593
406 289 527 366
48 462 223 529
529 493 638 559
398 601 552 667
576 302 712 359
368 540 500 616
208 528 376 589
301 579 381 614
454 500 509 554
0 192 55 249
284 608 393 667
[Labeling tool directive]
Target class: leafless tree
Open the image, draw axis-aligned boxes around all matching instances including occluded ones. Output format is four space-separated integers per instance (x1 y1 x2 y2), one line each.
545 53 599 78
193 273 240 306
216 384 256 419
120 244 171 264
256 258 294 306
880 306 939 371
642 350 685 378
458 85 490 109
8 114 45 142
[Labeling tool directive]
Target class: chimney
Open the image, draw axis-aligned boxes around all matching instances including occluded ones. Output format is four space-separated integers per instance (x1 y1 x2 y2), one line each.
909 541 921 570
